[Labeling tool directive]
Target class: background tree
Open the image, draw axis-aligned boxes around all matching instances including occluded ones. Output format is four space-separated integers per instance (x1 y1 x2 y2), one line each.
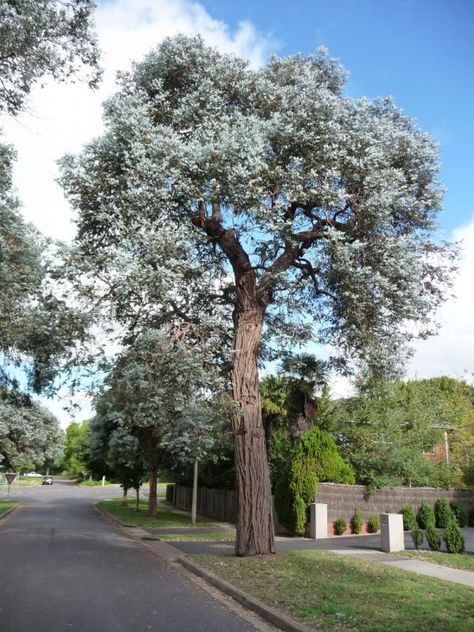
0 0 100 116
61 420 91 478
0 387 64 471
0 0 100 395
331 379 450 489
60 36 455 555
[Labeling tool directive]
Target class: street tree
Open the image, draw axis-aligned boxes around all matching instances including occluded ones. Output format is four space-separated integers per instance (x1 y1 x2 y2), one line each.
88 401 148 507
60 36 455 555
103 328 221 517
163 398 228 523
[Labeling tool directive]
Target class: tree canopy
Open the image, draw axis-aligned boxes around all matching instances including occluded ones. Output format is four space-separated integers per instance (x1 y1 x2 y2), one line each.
0 0 100 116
59 35 455 555
328 376 474 489
0 387 63 471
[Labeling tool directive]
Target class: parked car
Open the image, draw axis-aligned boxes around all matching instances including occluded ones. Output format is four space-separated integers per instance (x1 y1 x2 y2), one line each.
42 476 53 485
25 471 42 478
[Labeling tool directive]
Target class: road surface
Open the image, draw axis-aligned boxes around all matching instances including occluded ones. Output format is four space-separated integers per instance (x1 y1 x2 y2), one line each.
0 482 262 631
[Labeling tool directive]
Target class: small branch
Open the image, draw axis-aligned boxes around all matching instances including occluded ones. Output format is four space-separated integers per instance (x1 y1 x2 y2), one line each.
168 299 200 324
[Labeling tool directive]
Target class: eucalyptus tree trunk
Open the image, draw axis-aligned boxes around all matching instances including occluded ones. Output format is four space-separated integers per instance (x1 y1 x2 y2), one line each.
231 281 275 556
122 486 128 506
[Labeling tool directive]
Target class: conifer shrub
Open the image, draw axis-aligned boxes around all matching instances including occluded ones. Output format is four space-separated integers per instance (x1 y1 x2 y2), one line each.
417 502 435 529
334 517 347 535
444 520 465 554
400 505 416 531
426 524 441 551
367 515 380 533
434 498 452 528
274 427 355 535
411 525 423 550
351 508 364 534
449 501 466 527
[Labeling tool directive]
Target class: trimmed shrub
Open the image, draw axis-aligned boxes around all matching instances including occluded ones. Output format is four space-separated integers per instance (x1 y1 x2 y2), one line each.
334 517 347 535
274 427 355 535
417 502 435 529
411 526 423 550
444 520 465 554
351 508 363 535
367 515 380 533
468 507 474 527
450 501 467 527
426 524 441 551
400 506 416 531
434 498 452 528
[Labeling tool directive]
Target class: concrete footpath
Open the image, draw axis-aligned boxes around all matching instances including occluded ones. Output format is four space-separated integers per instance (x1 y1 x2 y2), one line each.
168 530 474 589
97 502 474 632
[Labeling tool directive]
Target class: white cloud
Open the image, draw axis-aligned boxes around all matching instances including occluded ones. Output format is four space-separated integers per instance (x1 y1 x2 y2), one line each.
1 0 272 424
2 0 272 241
407 217 474 383
38 390 95 430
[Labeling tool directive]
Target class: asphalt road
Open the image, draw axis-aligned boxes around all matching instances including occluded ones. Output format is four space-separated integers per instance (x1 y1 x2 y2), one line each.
0 482 260 632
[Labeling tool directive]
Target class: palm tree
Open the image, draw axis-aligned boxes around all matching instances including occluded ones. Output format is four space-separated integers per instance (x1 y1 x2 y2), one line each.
279 354 328 446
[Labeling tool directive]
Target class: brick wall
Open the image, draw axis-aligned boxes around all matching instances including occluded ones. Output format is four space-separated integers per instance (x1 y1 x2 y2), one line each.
172 483 474 536
316 483 473 535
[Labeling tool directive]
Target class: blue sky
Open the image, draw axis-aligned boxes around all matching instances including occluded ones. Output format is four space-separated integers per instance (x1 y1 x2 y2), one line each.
4 0 473 422
203 0 474 234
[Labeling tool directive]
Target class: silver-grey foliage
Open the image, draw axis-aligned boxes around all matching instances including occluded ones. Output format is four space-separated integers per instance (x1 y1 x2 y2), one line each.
60 35 455 376
0 0 100 115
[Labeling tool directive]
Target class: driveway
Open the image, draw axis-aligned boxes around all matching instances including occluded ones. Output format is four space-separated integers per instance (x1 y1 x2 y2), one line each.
0 483 263 632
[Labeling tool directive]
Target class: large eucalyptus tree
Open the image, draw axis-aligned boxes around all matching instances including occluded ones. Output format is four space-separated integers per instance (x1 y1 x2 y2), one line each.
60 36 455 555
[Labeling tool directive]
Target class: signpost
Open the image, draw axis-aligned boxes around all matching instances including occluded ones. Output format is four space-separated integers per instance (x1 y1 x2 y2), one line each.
5 472 16 496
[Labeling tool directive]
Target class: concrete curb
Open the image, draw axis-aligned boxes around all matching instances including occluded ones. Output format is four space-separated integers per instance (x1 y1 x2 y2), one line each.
94 503 316 631
179 556 316 632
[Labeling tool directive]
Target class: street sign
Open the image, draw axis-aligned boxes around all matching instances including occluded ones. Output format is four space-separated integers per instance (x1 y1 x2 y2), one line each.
5 473 16 485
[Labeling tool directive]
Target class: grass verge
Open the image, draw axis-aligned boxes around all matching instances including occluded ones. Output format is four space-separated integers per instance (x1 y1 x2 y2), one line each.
394 550 474 572
98 499 216 528
147 532 236 542
0 500 18 517
193 550 474 632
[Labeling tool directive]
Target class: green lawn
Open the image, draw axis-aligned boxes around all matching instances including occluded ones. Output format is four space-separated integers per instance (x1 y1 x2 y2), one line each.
14 478 42 486
78 479 115 486
0 500 18 517
194 550 474 632
147 531 236 542
98 499 216 528
394 550 474 572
